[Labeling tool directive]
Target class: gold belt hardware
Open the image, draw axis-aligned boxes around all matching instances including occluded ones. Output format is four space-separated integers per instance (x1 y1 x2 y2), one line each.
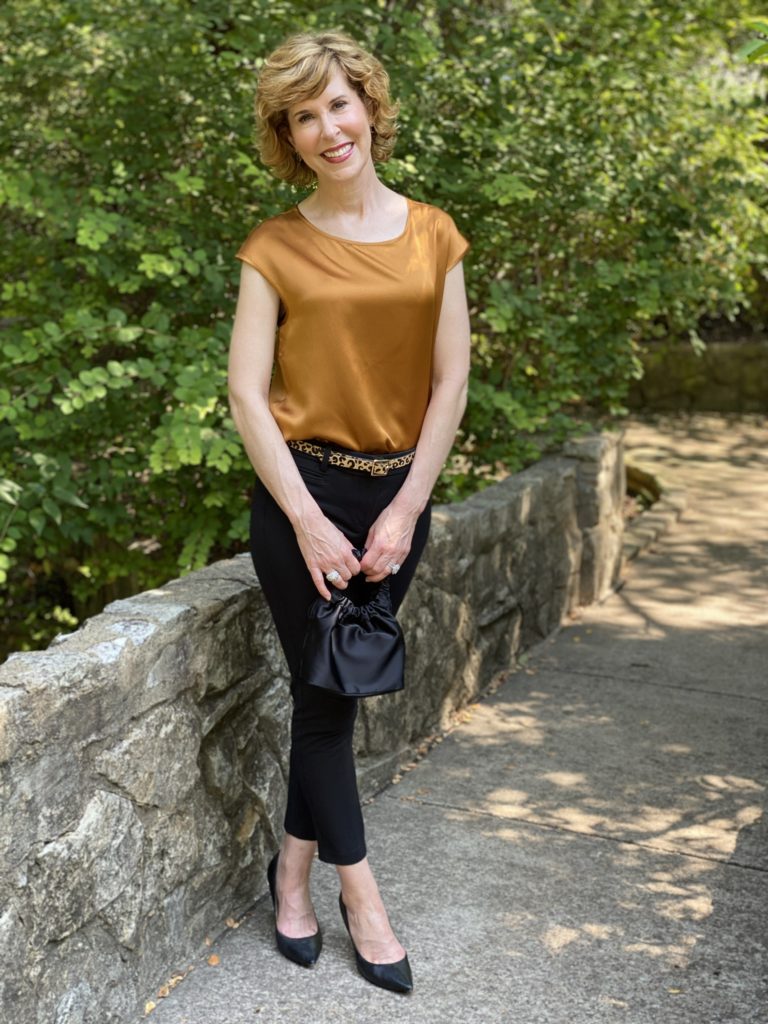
287 440 415 476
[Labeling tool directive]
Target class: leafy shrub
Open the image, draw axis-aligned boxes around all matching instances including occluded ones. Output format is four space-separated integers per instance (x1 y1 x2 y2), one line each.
1 0 766 656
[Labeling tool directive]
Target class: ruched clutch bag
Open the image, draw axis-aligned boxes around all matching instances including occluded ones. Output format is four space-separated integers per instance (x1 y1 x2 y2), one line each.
298 576 405 698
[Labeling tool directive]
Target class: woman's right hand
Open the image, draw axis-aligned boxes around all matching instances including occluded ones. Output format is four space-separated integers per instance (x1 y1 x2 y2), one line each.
294 509 361 600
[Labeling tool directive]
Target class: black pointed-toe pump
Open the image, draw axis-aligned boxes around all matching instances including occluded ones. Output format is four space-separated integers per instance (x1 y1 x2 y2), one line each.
266 851 322 967
338 892 413 994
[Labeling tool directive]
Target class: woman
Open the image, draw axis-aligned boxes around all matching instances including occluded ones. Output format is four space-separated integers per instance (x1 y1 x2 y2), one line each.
228 30 470 994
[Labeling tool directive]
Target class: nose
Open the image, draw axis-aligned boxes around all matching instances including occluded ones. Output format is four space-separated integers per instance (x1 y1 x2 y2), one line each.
319 112 339 140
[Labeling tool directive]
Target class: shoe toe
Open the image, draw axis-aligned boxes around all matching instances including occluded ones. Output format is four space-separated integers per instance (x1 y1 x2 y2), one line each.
360 953 413 993
277 927 323 968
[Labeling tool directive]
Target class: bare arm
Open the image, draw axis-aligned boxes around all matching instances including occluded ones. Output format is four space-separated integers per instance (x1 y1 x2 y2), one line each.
228 262 361 599
359 259 471 582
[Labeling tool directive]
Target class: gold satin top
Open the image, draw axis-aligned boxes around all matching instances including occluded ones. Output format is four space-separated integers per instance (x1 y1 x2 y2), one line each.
235 197 469 453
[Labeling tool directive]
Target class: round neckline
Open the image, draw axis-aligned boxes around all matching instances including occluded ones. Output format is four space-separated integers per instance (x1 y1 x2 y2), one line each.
294 197 411 245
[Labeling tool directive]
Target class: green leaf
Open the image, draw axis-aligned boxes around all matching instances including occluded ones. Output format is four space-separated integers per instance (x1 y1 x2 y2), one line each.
0 478 23 504
735 37 768 61
41 497 62 525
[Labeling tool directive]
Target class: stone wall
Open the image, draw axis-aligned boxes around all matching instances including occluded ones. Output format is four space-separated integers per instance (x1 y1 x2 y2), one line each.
628 340 768 412
0 430 625 1024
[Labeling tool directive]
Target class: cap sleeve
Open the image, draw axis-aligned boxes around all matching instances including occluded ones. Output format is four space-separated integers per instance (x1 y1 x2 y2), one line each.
235 223 281 294
441 211 470 271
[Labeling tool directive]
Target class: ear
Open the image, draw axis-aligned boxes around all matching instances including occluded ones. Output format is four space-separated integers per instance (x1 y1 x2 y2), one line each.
282 124 295 151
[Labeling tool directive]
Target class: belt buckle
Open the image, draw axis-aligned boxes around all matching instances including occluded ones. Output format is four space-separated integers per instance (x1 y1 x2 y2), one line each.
370 460 389 477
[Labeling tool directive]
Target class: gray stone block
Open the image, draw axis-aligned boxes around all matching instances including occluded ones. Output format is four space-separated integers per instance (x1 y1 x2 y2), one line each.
0 429 626 1024
93 703 200 809
29 791 144 945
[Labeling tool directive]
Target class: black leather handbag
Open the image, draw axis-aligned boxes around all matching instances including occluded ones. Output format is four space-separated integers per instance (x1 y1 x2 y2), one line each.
298 572 405 699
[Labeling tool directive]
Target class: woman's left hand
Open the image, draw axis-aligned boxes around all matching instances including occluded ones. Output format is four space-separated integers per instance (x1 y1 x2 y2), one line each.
359 500 420 583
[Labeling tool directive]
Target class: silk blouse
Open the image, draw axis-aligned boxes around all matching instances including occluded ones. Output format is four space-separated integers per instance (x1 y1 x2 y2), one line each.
235 197 469 453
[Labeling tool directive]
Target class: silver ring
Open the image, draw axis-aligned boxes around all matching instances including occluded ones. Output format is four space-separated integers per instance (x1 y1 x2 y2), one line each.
325 569 342 583
387 562 401 575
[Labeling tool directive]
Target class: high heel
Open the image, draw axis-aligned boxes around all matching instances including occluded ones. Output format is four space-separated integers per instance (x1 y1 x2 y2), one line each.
266 850 322 967
338 892 413 994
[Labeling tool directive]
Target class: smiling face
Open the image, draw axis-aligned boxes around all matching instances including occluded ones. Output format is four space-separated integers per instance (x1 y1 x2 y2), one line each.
286 67 374 183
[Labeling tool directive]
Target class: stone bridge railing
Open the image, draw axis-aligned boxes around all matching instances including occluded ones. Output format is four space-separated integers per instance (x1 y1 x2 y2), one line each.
0 430 624 1023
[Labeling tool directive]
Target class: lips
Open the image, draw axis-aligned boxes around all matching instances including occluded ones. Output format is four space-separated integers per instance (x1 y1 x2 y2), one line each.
321 142 354 162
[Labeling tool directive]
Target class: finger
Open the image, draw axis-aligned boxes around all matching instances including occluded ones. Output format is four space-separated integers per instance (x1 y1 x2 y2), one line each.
311 567 332 600
362 532 375 562
344 548 365 577
334 540 361 577
343 550 362 576
358 547 380 574
366 548 409 581
365 560 400 582
323 562 351 590
327 573 349 590
362 561 395 583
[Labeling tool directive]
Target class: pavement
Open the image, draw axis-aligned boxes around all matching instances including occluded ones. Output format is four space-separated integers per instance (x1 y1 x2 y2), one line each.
139 413 768 1024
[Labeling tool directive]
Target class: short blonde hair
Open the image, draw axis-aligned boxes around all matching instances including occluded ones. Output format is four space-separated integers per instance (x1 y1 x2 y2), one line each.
255 31 400 187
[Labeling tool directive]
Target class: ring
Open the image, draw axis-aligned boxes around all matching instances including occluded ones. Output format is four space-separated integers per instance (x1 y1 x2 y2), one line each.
325 569 342 583
387 562 401 575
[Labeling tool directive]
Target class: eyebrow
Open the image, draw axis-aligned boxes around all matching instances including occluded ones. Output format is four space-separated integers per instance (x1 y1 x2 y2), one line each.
291 94 349 117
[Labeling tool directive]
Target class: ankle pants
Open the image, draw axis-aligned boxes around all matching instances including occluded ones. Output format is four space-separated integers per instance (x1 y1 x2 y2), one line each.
249 445 431 865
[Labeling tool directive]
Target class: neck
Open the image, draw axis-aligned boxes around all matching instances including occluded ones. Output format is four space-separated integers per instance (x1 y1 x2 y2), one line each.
308 164 391 219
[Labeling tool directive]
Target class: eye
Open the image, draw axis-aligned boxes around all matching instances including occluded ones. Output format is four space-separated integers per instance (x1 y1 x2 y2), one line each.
297 112 313 124
332 100 348 111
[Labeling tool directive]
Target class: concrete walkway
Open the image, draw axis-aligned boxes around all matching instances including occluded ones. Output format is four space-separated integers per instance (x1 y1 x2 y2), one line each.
139 414 768 1024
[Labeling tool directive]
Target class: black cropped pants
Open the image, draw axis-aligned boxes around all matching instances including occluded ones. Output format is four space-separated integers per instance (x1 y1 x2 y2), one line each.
249 445 431 865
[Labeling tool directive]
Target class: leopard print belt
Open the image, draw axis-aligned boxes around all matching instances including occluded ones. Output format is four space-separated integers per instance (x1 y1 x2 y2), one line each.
287 439 416 476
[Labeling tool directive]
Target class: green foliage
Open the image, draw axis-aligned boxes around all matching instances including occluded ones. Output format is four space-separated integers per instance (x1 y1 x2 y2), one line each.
736 18 768 62
1 0 767 657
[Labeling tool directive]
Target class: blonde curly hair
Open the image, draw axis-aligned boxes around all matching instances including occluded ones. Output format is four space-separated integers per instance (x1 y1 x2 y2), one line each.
255 31 400 187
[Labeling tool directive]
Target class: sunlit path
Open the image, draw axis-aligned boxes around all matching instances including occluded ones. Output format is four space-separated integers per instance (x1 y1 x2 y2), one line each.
141 414 767 1024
